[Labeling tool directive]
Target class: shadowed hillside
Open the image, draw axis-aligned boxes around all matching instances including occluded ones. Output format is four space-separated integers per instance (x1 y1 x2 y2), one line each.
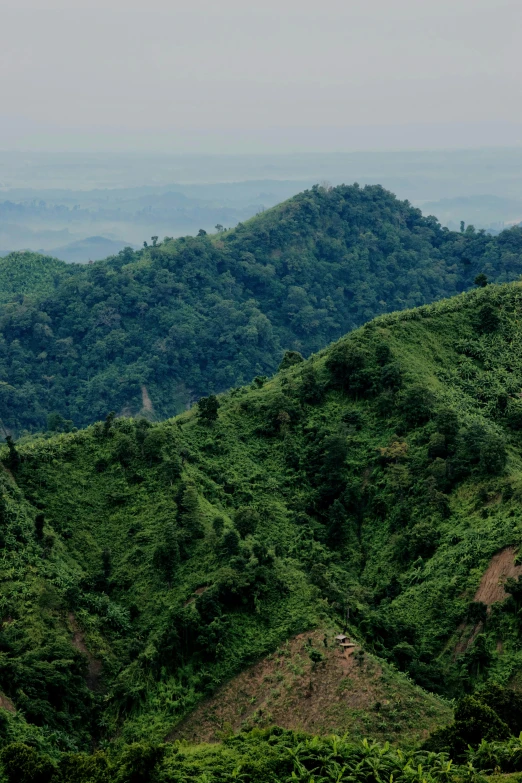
2 183 522 433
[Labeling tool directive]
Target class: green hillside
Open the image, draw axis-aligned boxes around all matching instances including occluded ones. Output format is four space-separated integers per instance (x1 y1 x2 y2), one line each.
0 251 72 304
3 282 522 779
2 183 522 433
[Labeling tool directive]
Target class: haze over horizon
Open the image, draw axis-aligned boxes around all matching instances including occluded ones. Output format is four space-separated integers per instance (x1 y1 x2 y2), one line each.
2 0 521 153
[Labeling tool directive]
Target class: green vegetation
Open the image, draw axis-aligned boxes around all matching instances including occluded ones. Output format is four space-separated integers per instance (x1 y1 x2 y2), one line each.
0 729 491 783
3 280 522 772
0 251 71 304
2 184 522 433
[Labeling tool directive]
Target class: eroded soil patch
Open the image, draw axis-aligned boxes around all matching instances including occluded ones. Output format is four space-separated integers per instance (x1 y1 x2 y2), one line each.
170 628 450 744
474 547 522 605
454 546 522 658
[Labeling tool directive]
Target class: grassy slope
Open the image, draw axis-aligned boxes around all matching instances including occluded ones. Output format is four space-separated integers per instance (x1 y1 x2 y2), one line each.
2 282 522 751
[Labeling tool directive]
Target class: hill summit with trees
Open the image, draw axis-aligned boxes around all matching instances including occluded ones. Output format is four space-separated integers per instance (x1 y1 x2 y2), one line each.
2 281 522 779
2 183 522 434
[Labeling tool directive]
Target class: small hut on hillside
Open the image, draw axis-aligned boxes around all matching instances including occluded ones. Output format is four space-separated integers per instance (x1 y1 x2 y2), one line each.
335 633 355 650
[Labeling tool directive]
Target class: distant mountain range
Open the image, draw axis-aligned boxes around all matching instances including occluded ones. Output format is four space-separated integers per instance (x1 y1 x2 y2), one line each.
43 235 137 263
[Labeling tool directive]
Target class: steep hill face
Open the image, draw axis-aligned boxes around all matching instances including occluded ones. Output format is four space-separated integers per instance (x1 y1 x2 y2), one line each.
171 628 450 744
2 282 522 753
2 183 522 433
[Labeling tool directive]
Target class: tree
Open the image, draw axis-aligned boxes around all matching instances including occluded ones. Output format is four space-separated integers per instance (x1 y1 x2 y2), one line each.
4 435 19 470
180 483 204 538
380 362 402 391
0 743 55 783
477 302 500 333
477 682 522 735
278 350 304 371
325 342 367 393
212 516 225 536
198 395 220 423
474 273 488 287
35 513 45 541
299 365 323 404
103 411 116 437
400 385 435 426
424 695 510 757
326 498 346 547
222 529 240 556
153 522 180 581
234 506 260 538
46 412 73 432
456 422 506 476
115 742 165 783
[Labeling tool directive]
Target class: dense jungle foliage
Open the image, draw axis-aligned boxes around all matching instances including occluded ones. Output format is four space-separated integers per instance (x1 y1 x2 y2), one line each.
3 282 522 780
0 252 70 305
0 728 502 783
2 183 522 434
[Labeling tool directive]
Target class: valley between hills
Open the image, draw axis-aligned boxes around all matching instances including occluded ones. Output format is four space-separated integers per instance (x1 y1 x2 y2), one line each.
2 186 522 781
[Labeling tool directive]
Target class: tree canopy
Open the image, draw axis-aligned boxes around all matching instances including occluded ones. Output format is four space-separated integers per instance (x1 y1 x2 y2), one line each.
2 184 522 433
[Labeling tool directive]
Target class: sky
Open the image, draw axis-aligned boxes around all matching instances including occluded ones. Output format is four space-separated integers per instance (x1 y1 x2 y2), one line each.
1 0 522 152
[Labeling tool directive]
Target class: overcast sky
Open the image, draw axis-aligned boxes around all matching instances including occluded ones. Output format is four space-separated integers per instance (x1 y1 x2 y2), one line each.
1 0 521 152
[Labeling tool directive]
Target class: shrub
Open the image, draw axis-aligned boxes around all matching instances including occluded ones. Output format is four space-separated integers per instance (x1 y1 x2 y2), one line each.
325 342 369 393
222 529 240 556
115 743 165 783
198 395 220 423
278 350 304 370
400 385 435 426
424 695 510 758
0 743 55 783
234 506 260 538
476 302 500 333
55 752 111 783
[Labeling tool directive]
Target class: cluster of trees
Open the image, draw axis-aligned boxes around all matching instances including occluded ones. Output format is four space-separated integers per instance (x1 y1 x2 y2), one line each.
2 184 522 433
3 276 522 759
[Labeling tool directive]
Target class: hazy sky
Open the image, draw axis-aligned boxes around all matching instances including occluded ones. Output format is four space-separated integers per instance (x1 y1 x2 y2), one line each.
1 0 522 152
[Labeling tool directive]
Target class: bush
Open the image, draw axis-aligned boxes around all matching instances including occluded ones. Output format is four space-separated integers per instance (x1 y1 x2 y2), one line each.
55 752 111 783
454 422 507 476
234 506 260 538
400 385 435 426
424 695 510 758
278 350 304 370
198 395 220 423
325 342 369 393
476 302 500 333
115 743 165 783
0 743 55 783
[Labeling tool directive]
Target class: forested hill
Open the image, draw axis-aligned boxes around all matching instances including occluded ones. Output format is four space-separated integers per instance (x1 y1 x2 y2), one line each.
0 251 72 304
2 183 522 433
4 282 522 777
